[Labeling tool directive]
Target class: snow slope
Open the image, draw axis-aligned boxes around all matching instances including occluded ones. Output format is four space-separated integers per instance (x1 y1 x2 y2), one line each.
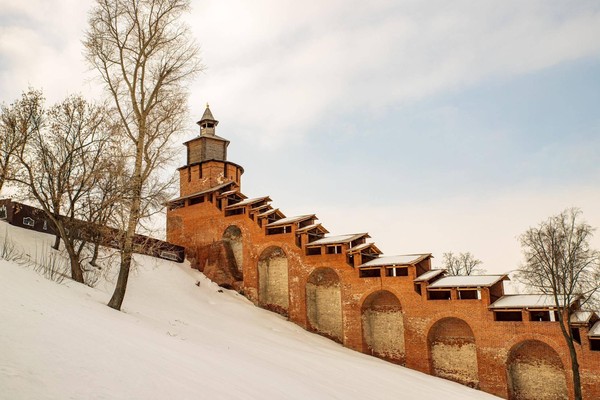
0 221 499 399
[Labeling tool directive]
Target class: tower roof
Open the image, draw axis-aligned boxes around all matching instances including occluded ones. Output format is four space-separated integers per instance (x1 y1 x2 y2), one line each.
197 103 219 126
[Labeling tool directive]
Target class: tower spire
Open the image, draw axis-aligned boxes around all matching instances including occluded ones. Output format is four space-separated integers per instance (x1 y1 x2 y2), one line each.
197 103 219 136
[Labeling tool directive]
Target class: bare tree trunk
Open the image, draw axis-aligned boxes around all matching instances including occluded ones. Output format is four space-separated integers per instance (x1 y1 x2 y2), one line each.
554 308 583 400
0 167 7 193
90 242 100 267
568 341 582 400
67 247 85 283
557 317 583 400
85 0 202 310
53 234 61 250
108 168 143 310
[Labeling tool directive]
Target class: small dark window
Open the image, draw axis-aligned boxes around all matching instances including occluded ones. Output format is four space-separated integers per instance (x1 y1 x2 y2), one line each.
428 290 451 300
591 339 600 351
494 311 523 321
414 283 422 295
530 310 552 322
359 268 381 278
225 208 244 217
266 226 291 235
361 253 378 264
23 217 34 227
306 247 322 256
386 267 408 277
189 196 205 205
458 290 479 300
326 245 342 254
346 254 354 266
0 206 6 219
571 327 581 344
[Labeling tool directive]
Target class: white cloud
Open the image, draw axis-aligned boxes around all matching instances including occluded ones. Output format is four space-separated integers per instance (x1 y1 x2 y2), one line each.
187 1 600 146
0 0 94 103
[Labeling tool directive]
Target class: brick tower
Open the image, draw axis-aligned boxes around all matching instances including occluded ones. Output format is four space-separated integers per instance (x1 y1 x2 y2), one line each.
177 104 244 197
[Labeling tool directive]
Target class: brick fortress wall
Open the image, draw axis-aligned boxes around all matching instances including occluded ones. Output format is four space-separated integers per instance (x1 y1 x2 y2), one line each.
167 109 600 400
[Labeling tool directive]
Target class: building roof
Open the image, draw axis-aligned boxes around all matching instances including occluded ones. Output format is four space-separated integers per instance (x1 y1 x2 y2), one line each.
306 233 369 247
414 269 446 283
570 311 597 325
219 189 240 197
226 196 270 209
182 134 230 145
347 242 382 255
196 104 218 126
266 214 315 227
489 294 578 310
427 275 508 289
359 254 430 268
257 208 282 218
296 223 329 234
167 181 236 204
589 321 600 338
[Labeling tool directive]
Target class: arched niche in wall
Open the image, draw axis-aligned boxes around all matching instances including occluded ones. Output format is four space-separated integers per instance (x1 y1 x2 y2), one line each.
506 340 567 400
222 225 243 274
361 290 405 364
257 246 289 316
428 317 479 388
306 267 342 342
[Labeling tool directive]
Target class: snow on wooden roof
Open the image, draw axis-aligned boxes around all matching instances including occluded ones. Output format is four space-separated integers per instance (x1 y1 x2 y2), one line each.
428 275 508 289
589 321 600 337
570 311 597 325
226 196 270 209
266 214 315 227
307 233 369 246
296 223 329 234
257 208 284 218
167 181 236 203
414 269 446 282
218 189 243 198
489 294 578 309
359 254 430 268
347 242 382 255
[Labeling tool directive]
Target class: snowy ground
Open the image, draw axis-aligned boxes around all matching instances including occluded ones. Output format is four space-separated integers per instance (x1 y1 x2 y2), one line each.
0 221 499 400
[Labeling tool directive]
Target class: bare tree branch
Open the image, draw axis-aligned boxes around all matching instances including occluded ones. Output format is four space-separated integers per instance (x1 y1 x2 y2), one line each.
441 252 485 276
516 208 600 400
84 0 202 310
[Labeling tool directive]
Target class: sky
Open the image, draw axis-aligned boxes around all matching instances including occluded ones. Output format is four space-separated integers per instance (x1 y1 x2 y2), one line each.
1 0 600 276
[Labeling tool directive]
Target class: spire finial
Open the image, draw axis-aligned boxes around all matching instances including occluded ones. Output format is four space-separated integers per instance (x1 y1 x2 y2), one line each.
206 102 209 109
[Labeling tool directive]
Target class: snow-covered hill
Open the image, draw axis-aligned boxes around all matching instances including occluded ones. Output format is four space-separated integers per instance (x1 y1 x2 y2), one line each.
0 221 499 399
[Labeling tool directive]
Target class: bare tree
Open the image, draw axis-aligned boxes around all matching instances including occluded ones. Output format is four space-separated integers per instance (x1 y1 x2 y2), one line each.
12 94 113 283
517 208 600 400
84 0 202 310
0 89 43 194
441 252 485 275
